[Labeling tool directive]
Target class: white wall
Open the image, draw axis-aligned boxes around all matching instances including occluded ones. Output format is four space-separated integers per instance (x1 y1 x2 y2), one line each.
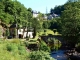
27 32 33 38
33 13 39 18
23 32 27 38
18 29 33 38
18 29 23 35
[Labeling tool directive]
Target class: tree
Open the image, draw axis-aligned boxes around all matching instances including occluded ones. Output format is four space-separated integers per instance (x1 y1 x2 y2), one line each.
29 18 41 38
37 13 44 20
27 8 32 13
68 0 80 2
0 0 34 38
50 5 64 15
0 12 14 26
61 2 80 47
42 21 50 29
0 0 32 28
31 18 41 31
50 8 54 14
49 18 62 33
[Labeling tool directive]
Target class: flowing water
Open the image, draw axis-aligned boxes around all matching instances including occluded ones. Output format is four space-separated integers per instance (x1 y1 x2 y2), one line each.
51 50 68 60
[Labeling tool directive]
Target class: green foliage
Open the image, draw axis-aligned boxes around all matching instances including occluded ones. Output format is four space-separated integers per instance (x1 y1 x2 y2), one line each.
47 38 61 51
0 38 56 60
42 21 50 29
18 45 27 55
0 13 14 25
31 18 41 31
28 8 32 12
6 43 18 52
29 51 55 60
68 0 80 2
48 38 54 43
39 40 50 52
37 13 44 20
38 29 55 36
50 5 64 15
0 0 33 27
0 40 29 60
24 41 29 47
28 18 42 38
49 18 61 32
61 2 80 45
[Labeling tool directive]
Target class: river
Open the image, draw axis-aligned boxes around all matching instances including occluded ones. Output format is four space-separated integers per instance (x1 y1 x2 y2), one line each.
51 50 68 60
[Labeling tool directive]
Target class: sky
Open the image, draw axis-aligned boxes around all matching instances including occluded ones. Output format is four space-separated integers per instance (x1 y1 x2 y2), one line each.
17 0 68 13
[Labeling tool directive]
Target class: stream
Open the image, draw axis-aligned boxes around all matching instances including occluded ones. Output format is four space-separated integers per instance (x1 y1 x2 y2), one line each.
51 50 68 60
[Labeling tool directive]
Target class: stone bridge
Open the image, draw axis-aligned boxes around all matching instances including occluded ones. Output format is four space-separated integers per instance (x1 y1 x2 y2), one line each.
41 35 64 43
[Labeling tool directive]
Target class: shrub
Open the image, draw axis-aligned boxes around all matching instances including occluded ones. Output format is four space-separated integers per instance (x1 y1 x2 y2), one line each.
0 39 30 60
29 51 55 60
24 41 29 47
39 40 50 52
47 38 61 51
6 43 18 52
18 45 27 55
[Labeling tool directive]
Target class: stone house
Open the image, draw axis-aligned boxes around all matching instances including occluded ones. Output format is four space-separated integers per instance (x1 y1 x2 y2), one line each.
32 10 39 18
18 28 33 38
9 23 33 39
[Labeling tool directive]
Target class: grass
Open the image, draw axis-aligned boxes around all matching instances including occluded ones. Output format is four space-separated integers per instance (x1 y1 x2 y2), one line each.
0 38 56 60
0 39 30 60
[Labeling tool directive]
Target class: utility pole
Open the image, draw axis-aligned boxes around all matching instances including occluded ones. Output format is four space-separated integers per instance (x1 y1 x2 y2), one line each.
46 7 48 15
46 7 48 20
